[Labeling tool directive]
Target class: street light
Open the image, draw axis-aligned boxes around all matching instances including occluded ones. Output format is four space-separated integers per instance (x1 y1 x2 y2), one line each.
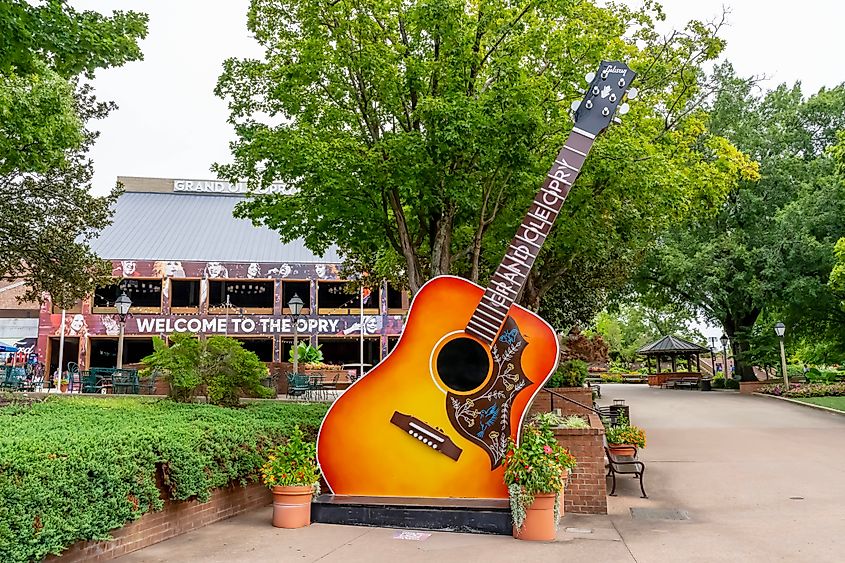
720 333 729 381
708 336 717 377
288 293 304 374
775 322 788 389
114 292 132 369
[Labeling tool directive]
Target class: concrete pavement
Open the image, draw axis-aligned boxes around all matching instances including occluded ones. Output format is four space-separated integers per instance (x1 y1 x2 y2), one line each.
118 384 845 562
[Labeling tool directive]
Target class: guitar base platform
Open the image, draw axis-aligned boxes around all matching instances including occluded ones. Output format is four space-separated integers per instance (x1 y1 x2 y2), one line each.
311 495 512 535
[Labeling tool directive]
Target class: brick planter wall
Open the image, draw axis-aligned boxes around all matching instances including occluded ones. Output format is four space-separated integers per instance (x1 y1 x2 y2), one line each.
740 380 774 394
553 412 607 515
528 387 594 419
51 482 271 562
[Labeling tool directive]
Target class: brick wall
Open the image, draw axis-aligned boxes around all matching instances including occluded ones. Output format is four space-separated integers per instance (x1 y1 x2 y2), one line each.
554 413 607 515
739 380 772 394
51 482 271 562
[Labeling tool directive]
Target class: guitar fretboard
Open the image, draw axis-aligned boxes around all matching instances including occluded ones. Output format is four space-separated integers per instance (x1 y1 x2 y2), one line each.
465 128 596 345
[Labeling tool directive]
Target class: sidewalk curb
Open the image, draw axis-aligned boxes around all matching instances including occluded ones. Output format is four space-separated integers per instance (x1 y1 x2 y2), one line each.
752 392 845 416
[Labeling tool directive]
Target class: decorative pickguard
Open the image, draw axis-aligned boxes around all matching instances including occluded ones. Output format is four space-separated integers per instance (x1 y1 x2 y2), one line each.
446 317 531 469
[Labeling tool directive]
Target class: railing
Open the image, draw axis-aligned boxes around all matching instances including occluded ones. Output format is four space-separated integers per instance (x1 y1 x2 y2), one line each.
543 388 604 418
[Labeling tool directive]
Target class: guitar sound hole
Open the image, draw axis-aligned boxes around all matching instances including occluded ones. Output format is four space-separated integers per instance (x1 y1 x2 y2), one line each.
436 337 490 393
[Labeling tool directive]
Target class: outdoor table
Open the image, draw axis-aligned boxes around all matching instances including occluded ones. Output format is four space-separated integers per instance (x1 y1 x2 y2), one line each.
308 374 324 400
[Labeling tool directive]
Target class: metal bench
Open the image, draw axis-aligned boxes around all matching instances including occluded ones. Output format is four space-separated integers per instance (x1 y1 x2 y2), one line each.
605 445 647 498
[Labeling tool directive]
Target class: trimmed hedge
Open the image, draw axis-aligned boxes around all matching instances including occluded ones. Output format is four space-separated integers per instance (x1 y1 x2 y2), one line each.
0 396 328 562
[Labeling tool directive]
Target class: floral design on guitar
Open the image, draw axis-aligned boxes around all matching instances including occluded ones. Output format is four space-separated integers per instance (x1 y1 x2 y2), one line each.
446 317 532 469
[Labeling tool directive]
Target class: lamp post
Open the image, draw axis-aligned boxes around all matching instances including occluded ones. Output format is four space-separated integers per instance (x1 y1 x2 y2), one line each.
288 293 304 374
708 336 717 377
720 333 729 382
115 292 132 369
775 322 788 389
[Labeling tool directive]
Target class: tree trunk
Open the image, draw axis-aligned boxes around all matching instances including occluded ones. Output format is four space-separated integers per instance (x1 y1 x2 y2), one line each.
430 204 455 277
520 272 542 311
723 310 761 382
387 189 425 294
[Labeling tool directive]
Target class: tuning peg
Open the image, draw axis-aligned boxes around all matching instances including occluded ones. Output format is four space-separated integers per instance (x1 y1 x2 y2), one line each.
618 103 630 115
585 72 595 83
570 100 581 112
626 87 638 100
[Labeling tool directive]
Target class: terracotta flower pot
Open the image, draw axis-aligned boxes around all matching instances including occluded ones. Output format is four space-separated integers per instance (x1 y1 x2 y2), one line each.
271 485 313 528
608 443 636 457
513 492 557 541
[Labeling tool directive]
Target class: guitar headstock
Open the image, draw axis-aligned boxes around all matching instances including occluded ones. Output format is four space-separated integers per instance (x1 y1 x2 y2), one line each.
573 61 637 136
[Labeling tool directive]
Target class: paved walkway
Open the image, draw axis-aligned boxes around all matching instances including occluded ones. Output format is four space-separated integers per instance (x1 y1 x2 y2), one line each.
119 385 845 562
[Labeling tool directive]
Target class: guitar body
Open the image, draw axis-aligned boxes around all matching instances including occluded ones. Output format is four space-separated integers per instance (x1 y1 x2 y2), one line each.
317 275 558 499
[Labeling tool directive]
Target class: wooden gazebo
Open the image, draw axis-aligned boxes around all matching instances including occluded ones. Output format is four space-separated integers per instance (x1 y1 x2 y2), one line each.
638 335 709 388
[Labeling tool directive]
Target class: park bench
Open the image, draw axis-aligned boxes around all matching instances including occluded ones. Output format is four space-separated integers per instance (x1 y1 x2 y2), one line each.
662 376 700 390
621 373 646 384
605 442 648 498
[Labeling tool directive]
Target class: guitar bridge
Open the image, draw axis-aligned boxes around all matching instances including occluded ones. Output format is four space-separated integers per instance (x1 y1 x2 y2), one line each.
390 411 462 461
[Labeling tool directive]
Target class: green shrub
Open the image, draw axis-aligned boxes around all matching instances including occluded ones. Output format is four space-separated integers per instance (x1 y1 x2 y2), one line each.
600 373 624 383
0 397 328 562
725 378 740 390
202 336 274 407
143 333 202 402
547 359 588 388
711 376 725 389
143 333 273 407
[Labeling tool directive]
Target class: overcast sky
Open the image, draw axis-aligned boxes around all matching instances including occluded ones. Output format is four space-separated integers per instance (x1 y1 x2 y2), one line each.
75 0 843 200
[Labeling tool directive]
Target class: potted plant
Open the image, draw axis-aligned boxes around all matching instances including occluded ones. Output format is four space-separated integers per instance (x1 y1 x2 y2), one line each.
60 378 69 393
604 414 646 457
260 425 321 528
504 419 576 541
290 343 330 372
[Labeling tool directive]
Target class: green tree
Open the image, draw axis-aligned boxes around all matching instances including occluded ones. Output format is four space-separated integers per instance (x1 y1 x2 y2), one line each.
216 0 752 310
593 302 703 363
0 1 148 306
638 64 845 379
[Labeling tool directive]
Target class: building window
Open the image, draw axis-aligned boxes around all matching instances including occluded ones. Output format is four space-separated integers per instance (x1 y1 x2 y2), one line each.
387 284 405 312
318 336 381 367
94 279 162 313
208 280 274 313
170 279 201 310
89 338 154 368
120 279 162 310
318 282 379 315
282 280 311 313
93 284 120 310
235 337 274 362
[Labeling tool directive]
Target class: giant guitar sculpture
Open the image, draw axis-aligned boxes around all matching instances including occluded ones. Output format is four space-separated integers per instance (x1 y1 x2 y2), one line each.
318 61 636 499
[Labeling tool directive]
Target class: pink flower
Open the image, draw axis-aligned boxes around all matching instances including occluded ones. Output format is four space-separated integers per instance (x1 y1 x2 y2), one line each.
543 445 552 454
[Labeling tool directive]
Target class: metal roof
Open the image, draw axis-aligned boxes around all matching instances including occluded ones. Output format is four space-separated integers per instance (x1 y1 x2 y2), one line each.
88 192 342 263
637 335 709 355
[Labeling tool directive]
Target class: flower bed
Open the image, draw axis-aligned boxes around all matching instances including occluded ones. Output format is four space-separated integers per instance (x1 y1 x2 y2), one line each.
757 382 845 398
0 396 328 563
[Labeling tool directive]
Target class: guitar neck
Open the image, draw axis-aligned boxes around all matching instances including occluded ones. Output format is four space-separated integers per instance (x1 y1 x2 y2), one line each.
465 128 596 345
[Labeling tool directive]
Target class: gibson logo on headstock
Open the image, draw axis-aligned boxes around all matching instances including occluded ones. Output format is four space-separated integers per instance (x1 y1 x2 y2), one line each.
602 65 628 76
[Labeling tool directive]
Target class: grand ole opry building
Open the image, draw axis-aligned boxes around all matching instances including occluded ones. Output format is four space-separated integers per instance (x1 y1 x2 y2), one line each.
36 177 409 373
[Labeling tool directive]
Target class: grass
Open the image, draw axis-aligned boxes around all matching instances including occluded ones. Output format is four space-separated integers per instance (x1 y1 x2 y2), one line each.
793 396 845 412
